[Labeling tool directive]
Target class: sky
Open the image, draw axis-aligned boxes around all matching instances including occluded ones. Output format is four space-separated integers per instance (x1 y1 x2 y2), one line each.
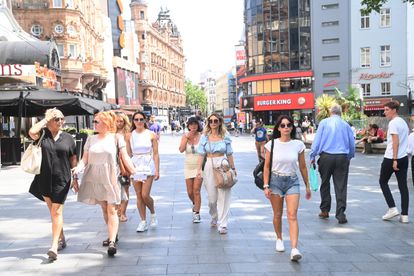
123 0 244 83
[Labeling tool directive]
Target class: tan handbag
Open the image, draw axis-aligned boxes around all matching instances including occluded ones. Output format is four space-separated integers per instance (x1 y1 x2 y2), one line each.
21 130 45 174
208 141 237 189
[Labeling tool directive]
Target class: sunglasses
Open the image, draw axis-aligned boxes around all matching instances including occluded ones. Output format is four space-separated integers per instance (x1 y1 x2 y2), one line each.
53 117 64 122
280 123 293 128
208 119 219 124
133 118 146 122
93 120 100 124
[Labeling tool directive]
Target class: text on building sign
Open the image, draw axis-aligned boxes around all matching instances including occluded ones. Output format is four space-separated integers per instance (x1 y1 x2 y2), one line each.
257 99 292 106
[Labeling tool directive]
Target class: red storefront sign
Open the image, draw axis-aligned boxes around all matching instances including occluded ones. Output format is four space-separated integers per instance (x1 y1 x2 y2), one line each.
363 97 392 111
254 93 314 111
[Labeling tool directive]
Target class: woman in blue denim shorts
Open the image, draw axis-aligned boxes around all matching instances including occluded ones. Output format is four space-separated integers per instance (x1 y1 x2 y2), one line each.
263 115 311 262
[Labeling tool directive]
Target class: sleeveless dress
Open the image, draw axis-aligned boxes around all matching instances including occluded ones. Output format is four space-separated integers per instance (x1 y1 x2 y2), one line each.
184 139 200 179
130 129 156 181
77 134 123 205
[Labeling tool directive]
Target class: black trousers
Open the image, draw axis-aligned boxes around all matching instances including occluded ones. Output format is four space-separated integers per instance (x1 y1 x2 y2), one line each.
379 157 409 215
318 153 350 218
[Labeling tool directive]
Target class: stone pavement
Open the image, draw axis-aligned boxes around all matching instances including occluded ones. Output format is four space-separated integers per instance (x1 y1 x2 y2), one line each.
1 134 414 275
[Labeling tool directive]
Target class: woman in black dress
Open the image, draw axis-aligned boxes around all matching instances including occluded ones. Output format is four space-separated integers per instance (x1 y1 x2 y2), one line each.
28 108 77 261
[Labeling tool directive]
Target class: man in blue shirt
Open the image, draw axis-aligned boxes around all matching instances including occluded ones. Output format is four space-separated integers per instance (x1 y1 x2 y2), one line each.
251 121 268 161
310 105 355 224
149 115 161 140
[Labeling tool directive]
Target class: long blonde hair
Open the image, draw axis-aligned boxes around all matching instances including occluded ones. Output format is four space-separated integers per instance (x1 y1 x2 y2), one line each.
96 111 117 133
116 112 131 134
203 113 227 138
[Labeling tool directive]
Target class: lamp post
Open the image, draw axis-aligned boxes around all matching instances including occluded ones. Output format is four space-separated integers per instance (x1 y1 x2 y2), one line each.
398 82 412 116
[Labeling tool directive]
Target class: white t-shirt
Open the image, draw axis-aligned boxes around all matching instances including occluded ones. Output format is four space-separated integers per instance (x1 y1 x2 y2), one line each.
384 117 409 159
264 139 306 174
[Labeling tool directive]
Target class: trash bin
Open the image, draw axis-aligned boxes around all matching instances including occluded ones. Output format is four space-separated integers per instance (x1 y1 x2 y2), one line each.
0 137 21 165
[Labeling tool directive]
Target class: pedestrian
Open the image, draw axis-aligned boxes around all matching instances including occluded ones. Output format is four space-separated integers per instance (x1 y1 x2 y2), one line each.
149 115 161 141
301 116 311 134
239 120 244 134
379 101 409 223
128 111 160 232
262 115 311 261
179 117 203 223
408 127 414 188
196 113 236 234
310 105 355 224
251 120 268 161
28 108 77 261
72 111 136 257
115 112 132 222
294 119 305 141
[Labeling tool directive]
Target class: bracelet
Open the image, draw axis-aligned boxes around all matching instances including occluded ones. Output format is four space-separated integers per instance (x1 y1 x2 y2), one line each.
263 185 269 189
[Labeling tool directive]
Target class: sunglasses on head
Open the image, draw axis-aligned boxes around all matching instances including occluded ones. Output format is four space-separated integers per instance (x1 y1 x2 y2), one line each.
280 123 293 128
133 118 146 122
208 119 219 124
53 117 64 122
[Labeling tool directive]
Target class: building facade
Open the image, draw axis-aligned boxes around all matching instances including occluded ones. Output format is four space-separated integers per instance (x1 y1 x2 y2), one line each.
130 0 185 118
199 70 217 115
311 1 350 96
350 2 414 116
12 0 109 99
241 0 313 125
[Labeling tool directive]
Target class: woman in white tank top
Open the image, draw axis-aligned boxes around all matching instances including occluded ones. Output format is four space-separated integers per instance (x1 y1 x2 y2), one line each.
127 111 160 232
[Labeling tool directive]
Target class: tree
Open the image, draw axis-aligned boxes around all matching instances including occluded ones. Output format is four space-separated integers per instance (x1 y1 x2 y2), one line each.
185 80 207 114
361 0 414 14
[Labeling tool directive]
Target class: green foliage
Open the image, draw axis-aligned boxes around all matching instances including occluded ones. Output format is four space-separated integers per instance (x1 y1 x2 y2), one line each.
79 129 94 136
62 127 77 135
185 80 207 113
315 86 367 123
361 0 414 15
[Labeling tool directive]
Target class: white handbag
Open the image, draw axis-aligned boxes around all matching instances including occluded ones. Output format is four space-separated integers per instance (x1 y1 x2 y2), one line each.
21 130 45 174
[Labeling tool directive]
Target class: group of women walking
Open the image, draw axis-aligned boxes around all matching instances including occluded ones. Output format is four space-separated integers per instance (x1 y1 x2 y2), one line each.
28 108 310 262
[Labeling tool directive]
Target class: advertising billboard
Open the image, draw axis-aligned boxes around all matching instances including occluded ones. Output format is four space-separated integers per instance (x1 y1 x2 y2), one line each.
115 68 138 106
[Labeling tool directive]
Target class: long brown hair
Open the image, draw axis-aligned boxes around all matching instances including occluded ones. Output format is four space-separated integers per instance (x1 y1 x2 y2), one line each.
116 112 131 134
203 113 227 138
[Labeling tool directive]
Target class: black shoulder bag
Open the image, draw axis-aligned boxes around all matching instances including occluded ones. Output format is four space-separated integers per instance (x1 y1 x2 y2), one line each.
253 138 274 190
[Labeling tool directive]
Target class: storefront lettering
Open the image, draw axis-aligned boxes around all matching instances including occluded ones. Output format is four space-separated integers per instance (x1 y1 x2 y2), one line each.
257 99 292 106
0 64 23 76
359 72 394 80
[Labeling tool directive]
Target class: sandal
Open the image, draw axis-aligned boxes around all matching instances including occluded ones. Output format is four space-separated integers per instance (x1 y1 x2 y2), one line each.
107 241 117 256
47 249 58 261
119 215 128 222
103 234 119 246
57 238 67 251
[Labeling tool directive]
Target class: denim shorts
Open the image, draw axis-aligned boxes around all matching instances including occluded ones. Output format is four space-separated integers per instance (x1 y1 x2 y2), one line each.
269 173 300 197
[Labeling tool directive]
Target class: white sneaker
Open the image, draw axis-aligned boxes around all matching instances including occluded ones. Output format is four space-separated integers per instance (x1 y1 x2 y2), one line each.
290 248 302 261
400 215 409 223
150 214 158 227
382 207 399 220
275 239 285 252
218 226 228 234
193 213 201 223
136 221 148 232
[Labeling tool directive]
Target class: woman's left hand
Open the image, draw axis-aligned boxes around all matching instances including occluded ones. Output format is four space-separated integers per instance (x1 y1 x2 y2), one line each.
264 187 272 199
154 171 160 181
71 179 79 193
305 186 311 200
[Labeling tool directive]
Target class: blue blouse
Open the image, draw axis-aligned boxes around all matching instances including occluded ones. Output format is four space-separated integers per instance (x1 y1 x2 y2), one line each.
197 134 233 155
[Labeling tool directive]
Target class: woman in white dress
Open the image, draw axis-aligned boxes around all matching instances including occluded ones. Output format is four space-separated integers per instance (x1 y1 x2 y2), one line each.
127 111 160 232
179 117 203 223
72 111 136 256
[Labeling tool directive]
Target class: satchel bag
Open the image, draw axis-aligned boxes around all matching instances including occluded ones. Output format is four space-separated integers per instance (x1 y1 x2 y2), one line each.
253 138 274 190
208 140 237 189
21 130 45 174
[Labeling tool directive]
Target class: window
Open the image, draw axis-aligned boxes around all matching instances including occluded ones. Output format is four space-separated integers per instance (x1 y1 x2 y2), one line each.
66 0 74 8
68 44 77 58
67 25 76 35
361 83 371 96
360 47 371 68
321 21 339 27
381 82 391 95
380 45 391 67
360 11 370 29
30 24 43 36
323 89 336 94
54 24 64 34
53 0 62 7
322 55 340 61
322 3 339 9
323 72 340 78
380 8 391 27
322 38 339 44
140 11 145 19
56 44 64 57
